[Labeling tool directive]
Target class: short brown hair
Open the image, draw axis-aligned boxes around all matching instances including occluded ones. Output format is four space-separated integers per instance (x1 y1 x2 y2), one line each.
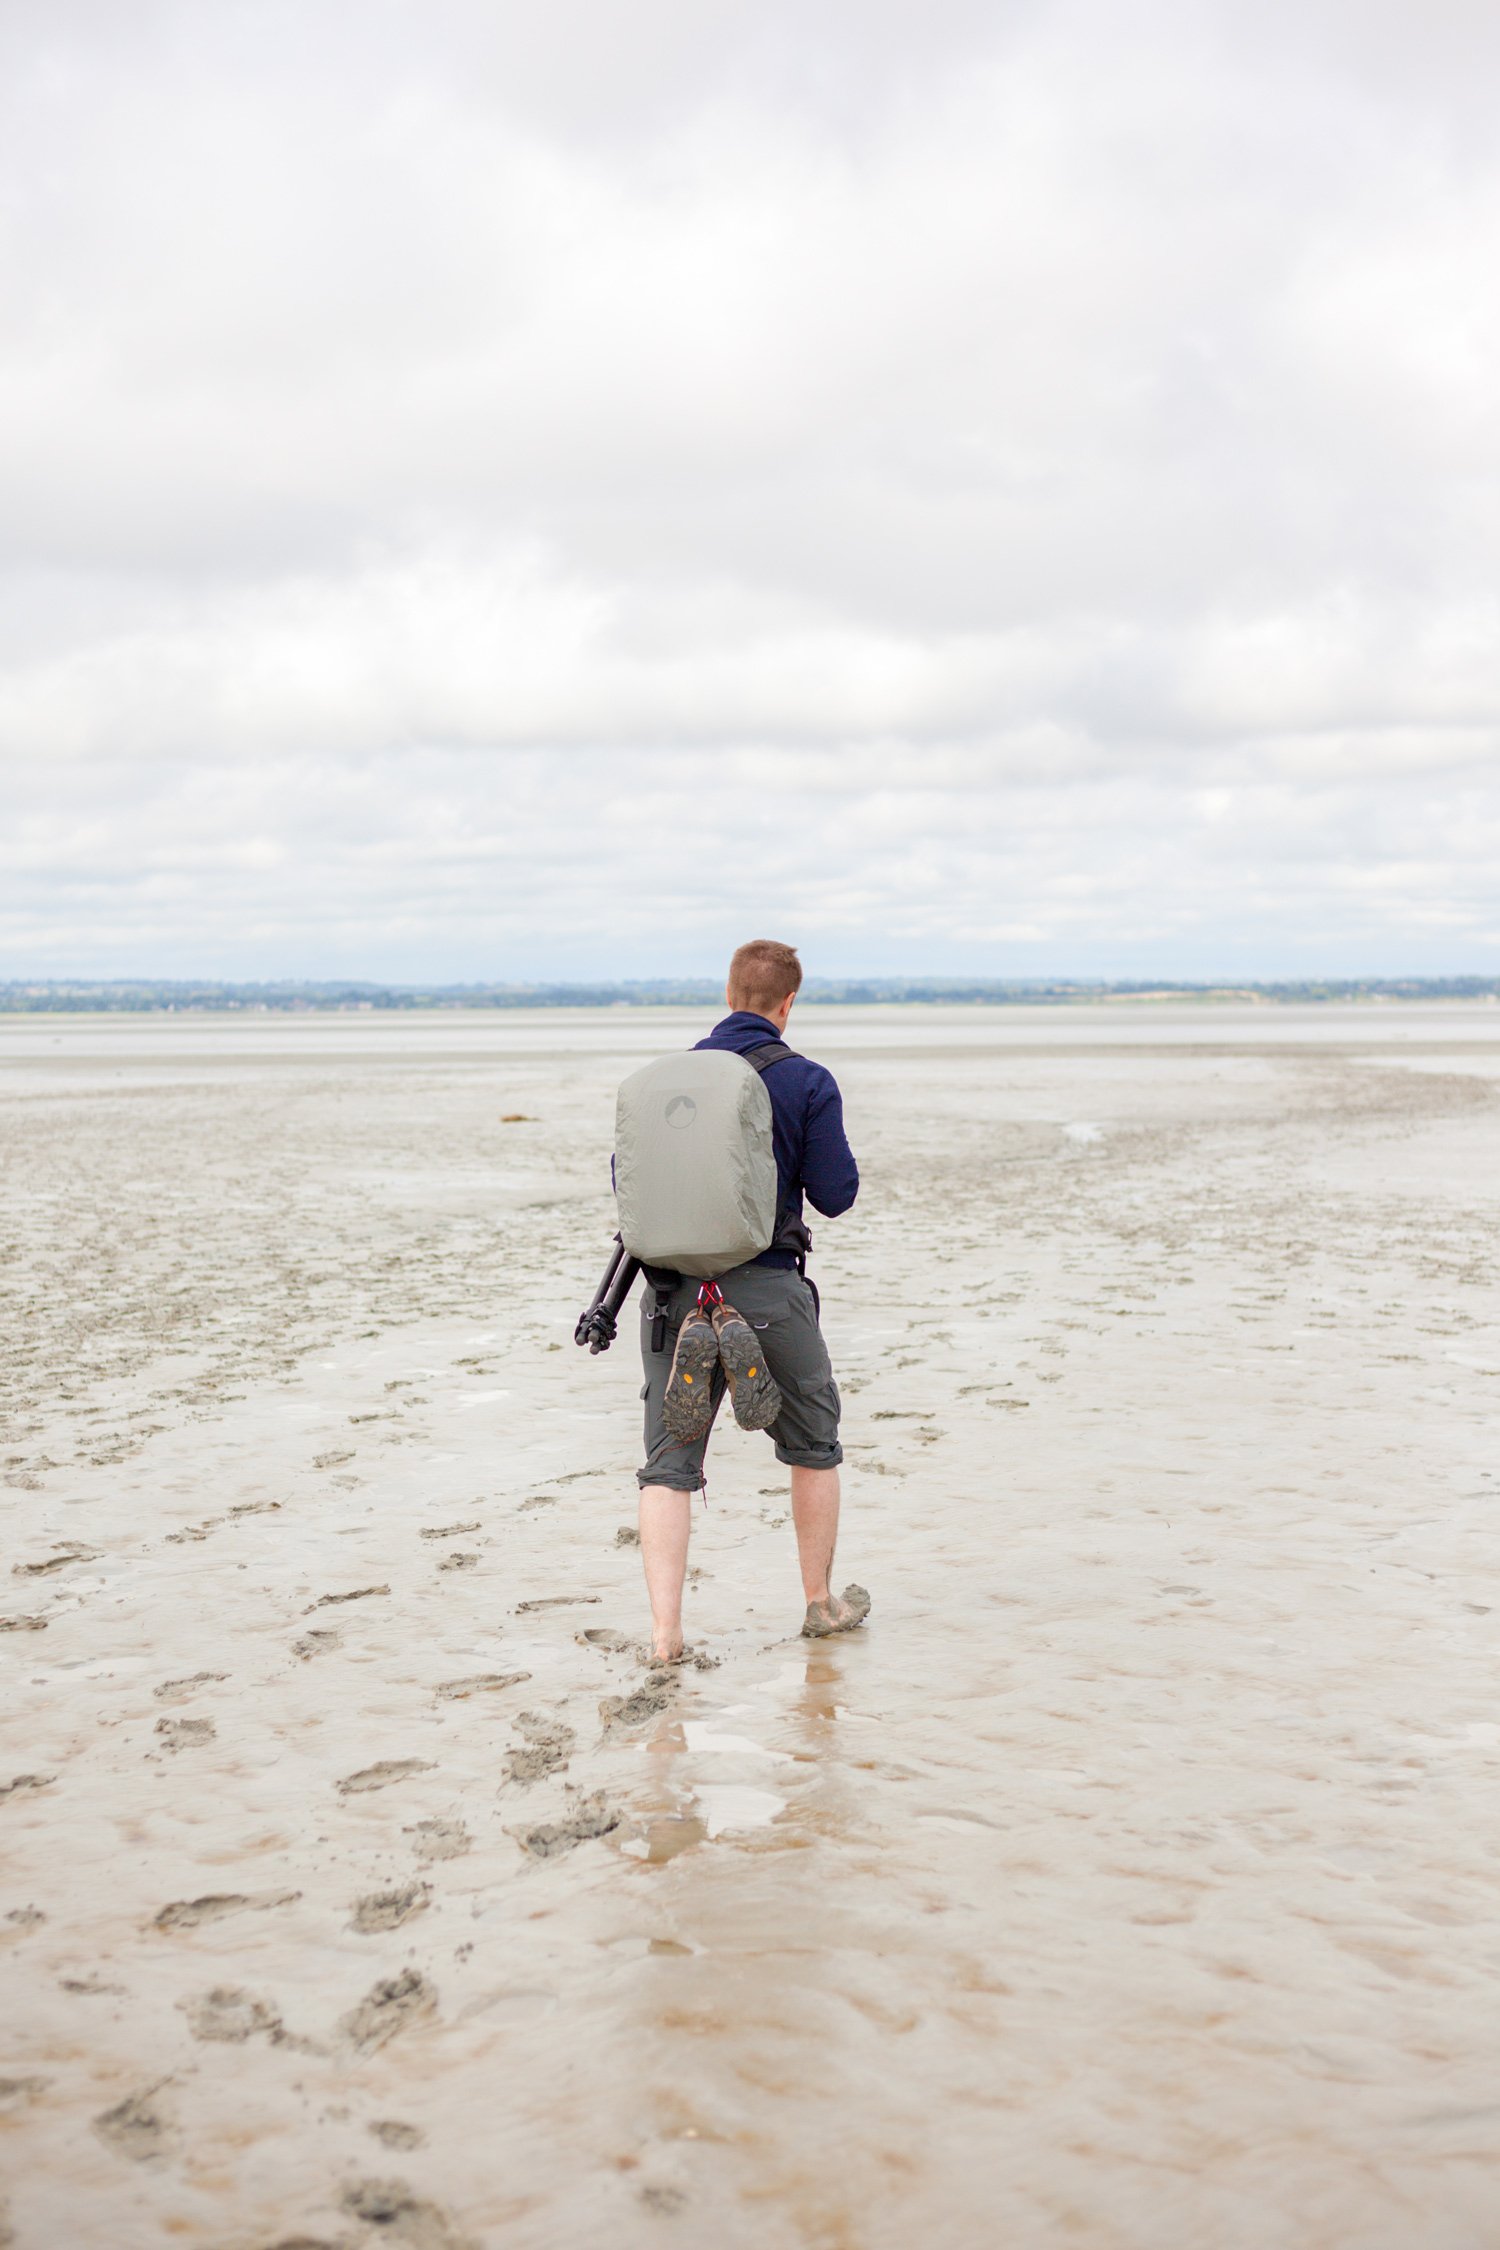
728 939 803 1015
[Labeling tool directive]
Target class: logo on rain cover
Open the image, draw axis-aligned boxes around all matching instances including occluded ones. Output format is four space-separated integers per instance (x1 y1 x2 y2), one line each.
665 1095 698 1129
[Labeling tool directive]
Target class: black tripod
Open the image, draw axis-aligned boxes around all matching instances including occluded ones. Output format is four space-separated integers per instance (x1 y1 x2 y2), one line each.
574 1236 642 1354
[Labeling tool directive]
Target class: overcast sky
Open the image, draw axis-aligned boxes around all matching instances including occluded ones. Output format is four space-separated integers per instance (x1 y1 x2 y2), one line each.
4 0 1498 982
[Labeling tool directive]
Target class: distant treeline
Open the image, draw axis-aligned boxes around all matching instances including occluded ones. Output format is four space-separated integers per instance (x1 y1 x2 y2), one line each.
4 976 1500 1013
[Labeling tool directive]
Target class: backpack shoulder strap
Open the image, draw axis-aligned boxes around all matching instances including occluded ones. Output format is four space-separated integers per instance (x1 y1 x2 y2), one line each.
743 1041 797 1075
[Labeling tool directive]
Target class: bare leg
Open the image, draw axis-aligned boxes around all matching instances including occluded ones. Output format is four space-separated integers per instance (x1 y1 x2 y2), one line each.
790 1465 841 1605
638 1483 692 1661
791 1466 870 1636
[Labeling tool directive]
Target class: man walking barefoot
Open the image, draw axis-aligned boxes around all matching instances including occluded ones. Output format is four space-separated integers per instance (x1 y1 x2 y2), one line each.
635 940 869 1660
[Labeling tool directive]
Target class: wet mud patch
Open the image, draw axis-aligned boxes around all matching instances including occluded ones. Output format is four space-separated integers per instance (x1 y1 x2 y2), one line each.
433 1671 529 1701
404 1819 469 1862
1 1773 56 1801
339 1969 439 2055
600 1676 678 1730
0 2076 50 2111
337 1760 435 1796
182 1985 285 2044
341 2177 476 2250
155 1716 215 1752
516 1792 621 1859
153 1889 300 1932
153 1670 228 1701
92 2081 175 2165
12 1543 97 1577
368 2120 425 2150
293 1629 342 1659
349 1883 431 1934
503 1714 576 1786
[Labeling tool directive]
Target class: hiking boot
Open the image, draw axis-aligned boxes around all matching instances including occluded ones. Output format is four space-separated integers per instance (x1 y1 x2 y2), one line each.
662 1307 719 1443
710 1301 783 1432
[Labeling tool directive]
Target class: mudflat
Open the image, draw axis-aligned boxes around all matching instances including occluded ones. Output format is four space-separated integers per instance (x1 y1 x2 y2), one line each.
4 1004 1499 2249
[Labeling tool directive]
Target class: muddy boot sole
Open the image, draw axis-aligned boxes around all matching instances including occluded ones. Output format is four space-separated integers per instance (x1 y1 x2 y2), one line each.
662 1313 719 1444
712 1306 783 1432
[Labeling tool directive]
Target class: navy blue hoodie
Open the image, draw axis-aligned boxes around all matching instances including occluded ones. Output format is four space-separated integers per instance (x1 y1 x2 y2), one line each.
694 1012 859 1267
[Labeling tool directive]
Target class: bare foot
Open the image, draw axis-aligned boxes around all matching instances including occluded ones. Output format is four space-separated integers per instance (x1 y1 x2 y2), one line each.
800 1583 871 1639
649 1636 685 1665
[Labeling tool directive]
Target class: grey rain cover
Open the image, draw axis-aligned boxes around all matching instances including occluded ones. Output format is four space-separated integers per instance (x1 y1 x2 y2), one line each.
615 1049 778 1279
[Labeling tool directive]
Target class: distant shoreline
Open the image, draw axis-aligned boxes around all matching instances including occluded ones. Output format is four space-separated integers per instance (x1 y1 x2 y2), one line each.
3 978 1500 1015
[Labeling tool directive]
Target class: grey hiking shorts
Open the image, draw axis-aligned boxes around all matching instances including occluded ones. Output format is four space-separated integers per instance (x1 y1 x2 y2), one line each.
637 1262 843 1491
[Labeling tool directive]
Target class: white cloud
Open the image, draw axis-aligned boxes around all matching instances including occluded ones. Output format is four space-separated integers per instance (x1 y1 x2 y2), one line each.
2 0 1497 977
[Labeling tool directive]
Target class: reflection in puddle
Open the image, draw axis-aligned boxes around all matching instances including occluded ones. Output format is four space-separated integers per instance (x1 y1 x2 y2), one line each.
693 1784 786 1838
681 1722 793 1762
619 1814 707 1863
620 1652 846 1860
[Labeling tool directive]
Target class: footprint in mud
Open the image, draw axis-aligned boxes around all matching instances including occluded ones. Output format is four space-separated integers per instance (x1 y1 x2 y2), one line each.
433 1672 530 1702
349 1883 431 1934
308 1585 390 1611
153 1889 301 1933
181 1986 284 2044
293 1628 343 1660
339 1969 438 2055
0 2076 50 2111
313 1449 357 1469
153 1671 227 1702
4 1907 45 1930
12 1544 98 1577
0 1773 55 1801
92 2081 174 2166
337 1760 435 1797
614 1526 641 1547
341 2177 476 2250
404 1819 469 1863
419 1522 480 1540
516 1595 600 1613
577 1628 633 1653
60 1974 126 1995
0 1614 49 1633
155 1717 215 1753
164 1518 222 1544
503 1714 576 1786
517 1495 555 1513
599 1677 678 1730
437 1553 479 1573
516 1792 621 1859
368 2120 426 2151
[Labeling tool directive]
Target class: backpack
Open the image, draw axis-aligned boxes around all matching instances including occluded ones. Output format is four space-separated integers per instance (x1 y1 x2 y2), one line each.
614 1043 793 1279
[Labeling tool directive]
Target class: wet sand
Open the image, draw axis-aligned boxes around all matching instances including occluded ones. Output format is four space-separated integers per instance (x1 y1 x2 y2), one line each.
4 1004 1500 2249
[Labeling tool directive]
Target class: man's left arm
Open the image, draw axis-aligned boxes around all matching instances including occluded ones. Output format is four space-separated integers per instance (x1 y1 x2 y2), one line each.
801 1070 859 1218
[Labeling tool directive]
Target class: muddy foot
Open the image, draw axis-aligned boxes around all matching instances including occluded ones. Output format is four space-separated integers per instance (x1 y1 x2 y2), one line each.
801 1583 872 1639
